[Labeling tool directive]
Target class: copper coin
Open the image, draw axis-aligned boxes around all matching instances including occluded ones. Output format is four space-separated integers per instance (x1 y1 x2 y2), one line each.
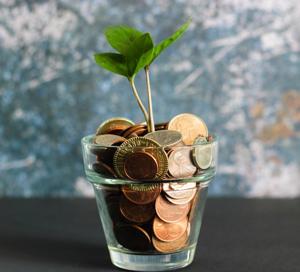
120 196 155 223
128 127 147 137
124 151 158 180
168 113 208 145
155 122 168 130
113 137 168 179
163 183 197 200
114 224 151 251
152 231 188 253
122 184 161 205
153 216 188 242
155 195 190 223
168 148 197 178
122 124 147 138
92 161 117 177
96 117 135 135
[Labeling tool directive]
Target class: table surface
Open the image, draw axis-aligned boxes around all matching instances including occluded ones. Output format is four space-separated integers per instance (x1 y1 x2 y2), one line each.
0 198 299 272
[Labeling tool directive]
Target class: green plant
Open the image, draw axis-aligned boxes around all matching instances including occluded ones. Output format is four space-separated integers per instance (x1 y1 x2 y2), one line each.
94 20 190 132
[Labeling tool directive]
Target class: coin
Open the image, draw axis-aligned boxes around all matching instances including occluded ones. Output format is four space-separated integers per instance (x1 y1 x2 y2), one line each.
122 184 161 205
153 216 188 242
124 151 158 180
92 161 117 177
129 127 147 137
168 148 197 178
192 137 213 170
155 195 190 223
169 182 196 190
155 122 168 130
163 183 197 200
96 117 135 135
152 231 188 253
168 113 208 145
120 196 155 223
144 130 182 147
165 192 196 205
113 137 168 179
114 224 151 251
93 134 126 146
122 124 146 138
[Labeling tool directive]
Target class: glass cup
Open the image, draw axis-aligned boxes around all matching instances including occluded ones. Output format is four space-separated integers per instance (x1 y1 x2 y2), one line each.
81 135 218 271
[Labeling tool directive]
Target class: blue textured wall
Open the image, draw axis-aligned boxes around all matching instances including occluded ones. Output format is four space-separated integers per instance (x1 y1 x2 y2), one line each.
0 0 299 197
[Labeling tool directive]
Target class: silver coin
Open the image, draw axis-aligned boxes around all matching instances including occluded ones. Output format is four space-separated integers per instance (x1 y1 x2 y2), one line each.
192 137 213 170
144 130 182 147
164 184 197 200
165 192 196 205
169 182 196 190
93 134 126 146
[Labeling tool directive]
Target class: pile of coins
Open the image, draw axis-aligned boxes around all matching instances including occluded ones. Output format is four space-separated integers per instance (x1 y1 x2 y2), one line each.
91 113 214 181
108 182 199 253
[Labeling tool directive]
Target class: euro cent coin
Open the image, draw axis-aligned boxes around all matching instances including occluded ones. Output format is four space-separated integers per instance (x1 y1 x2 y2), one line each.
167 113 208 145
124 151 158 180
120 196 155 223
114 224 151 251
152 230 188 253
153 216 188 242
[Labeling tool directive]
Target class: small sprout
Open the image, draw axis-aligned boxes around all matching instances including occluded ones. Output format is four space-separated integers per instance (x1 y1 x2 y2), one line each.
94 20 190 132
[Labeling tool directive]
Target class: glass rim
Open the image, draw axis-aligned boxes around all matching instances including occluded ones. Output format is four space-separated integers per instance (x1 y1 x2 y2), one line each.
81 134 218 148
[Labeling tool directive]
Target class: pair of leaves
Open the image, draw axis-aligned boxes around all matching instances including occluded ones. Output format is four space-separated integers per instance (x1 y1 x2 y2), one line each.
94 20 190 79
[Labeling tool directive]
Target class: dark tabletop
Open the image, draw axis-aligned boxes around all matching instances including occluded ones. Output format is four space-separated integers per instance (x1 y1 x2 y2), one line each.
0 198 299 272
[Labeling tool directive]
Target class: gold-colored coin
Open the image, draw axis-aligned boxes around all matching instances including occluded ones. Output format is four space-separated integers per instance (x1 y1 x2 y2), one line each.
167 113 208 145
96 117 135 135
122 184 161 204
113 137 168 179
144 130 182 147
152 231 188 253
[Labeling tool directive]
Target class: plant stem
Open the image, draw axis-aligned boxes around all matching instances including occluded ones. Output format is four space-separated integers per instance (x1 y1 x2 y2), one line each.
129 78 149 125
145 66 155 132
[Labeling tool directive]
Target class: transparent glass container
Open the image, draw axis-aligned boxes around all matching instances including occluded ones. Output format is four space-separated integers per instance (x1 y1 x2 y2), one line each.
81 135 218 271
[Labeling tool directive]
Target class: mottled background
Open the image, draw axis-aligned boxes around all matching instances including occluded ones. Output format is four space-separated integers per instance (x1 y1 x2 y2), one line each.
1 0 299 197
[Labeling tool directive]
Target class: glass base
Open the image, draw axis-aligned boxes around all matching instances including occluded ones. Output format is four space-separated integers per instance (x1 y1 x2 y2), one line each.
109 246 196 271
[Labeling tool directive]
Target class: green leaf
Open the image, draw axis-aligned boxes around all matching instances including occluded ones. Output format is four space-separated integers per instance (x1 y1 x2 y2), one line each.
104 25 143 56
150 20 190 64
126 33 154 76
94 53 128 77
135 49 153 74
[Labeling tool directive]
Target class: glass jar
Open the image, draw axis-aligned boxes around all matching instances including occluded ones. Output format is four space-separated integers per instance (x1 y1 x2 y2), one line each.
81 135 218 271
